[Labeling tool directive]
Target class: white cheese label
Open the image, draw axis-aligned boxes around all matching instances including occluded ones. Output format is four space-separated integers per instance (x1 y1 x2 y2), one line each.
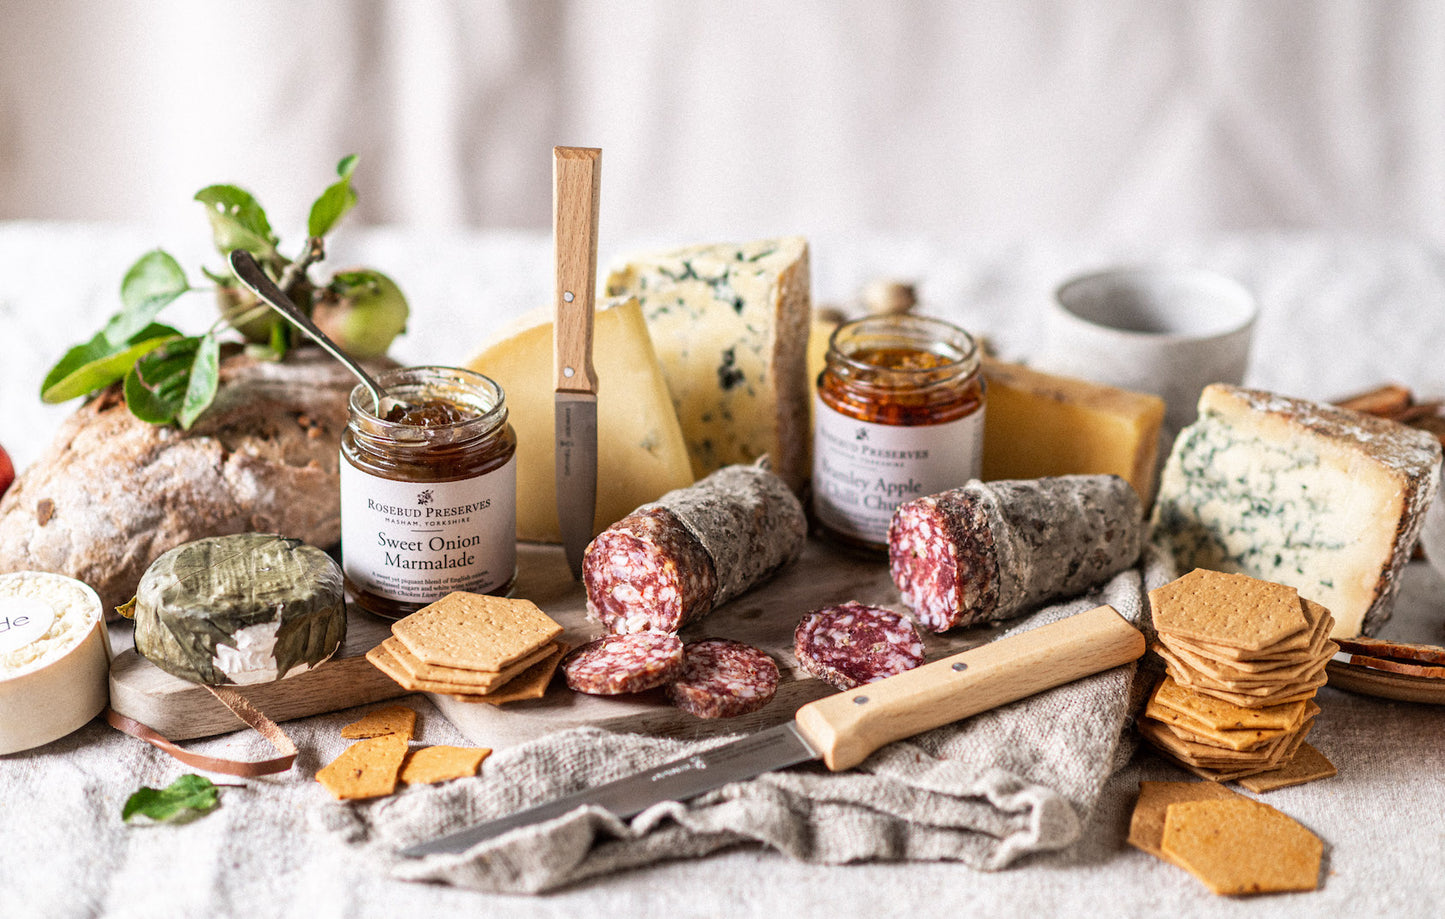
812 396 985 545
340 457 517 604
0 598 55 655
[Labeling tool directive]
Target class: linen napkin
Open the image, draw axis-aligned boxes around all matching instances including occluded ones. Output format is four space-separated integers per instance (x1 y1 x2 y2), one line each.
318 550 1171 894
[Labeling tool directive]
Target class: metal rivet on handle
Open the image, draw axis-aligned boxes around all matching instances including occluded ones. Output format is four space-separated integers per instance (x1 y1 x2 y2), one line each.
952 662 968 672
853 696 869 705
563 367 575 378
563 291 575 302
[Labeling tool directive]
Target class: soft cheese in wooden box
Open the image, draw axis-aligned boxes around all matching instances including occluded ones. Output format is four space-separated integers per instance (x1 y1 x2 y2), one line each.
0 572 111 754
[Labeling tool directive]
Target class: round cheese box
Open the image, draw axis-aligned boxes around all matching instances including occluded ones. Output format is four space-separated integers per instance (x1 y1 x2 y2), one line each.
0 571 111 754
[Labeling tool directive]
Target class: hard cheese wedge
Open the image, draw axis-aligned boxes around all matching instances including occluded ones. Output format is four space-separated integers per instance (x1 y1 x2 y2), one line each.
1151 384 1442 639
981 359 1166 502
467 296 693 543
605 237 811 492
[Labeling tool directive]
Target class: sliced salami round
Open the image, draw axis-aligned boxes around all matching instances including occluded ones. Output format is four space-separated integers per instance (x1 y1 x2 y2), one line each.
561 631 685 695
584 462 807 634
793 601 925 690
889 474 1143 632
665 639 780 719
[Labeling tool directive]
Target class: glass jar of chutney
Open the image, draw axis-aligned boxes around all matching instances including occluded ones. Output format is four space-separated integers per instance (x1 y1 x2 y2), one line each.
339 366 517 619
812 314 985 550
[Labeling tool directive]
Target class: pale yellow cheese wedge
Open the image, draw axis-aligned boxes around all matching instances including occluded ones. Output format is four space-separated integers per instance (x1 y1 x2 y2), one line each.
466 297 694 543
980 358 1166 502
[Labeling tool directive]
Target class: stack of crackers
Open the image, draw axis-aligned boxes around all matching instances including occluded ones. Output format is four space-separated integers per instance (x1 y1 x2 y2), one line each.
315 704 491 800
1128 781 1323 895
365 592 567 704
1139 569 1338 785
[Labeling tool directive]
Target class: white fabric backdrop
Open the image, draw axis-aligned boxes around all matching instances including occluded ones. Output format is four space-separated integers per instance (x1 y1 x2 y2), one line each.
1 0 1442 242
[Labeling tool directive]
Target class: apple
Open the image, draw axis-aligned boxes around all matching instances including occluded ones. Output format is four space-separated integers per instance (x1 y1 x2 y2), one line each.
0 443 13 499
312 269 409 359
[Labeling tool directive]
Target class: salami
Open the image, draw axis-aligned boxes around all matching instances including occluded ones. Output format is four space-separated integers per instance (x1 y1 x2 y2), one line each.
889 474 1143 632
584 462 807 633
793 601 926 690
561 631 685 695
665 639 780 719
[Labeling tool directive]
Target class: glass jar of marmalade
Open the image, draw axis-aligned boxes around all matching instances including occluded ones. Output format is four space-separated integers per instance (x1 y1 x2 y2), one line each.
339 366 517 619
813 314 985 550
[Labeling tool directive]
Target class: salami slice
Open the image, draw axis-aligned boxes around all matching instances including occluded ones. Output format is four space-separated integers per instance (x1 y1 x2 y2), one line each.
561 631 685 695
889 474 1143 632
793 601 926 690
665 639 780 719
584 462 807 633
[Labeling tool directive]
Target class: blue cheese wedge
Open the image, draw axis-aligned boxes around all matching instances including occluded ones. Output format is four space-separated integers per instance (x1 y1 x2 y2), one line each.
133 533 346 685
605 237 811 492
1151 384 1441 639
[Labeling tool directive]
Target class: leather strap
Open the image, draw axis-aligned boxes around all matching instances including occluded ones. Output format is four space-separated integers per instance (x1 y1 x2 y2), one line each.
105 685 298 777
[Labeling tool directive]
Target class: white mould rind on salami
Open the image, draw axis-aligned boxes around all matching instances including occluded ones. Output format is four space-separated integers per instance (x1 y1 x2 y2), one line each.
584 461 807 633
889 474 1144 631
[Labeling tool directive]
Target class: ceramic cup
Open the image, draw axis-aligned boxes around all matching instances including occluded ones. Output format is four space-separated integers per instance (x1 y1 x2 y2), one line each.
1037 266 1258 438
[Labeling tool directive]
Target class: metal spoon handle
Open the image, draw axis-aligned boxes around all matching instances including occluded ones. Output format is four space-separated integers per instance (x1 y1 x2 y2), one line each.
227 249 386 412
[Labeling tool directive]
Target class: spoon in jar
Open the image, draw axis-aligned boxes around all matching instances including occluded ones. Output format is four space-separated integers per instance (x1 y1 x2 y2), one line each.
228 249 389 414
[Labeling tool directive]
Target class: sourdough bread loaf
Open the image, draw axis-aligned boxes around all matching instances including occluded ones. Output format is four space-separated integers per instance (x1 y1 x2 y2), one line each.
0 350 364 613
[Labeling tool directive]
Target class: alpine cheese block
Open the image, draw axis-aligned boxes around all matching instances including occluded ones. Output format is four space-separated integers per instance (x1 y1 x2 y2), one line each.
1150 384 1442 639
467 296 694 543
981 358 1166 502
605 236 812 492
132 533 346 686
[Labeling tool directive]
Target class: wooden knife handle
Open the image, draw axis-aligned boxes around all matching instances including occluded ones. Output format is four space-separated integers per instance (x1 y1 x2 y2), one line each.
553 146 601 395
793 604 1145 771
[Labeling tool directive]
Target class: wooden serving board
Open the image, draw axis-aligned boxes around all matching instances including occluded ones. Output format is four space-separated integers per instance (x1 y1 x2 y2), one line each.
431 540 1002 750
108 611 410 740
103 539 998 747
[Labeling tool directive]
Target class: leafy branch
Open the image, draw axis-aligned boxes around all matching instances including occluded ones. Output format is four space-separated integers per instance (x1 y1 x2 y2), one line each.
41 155 406 429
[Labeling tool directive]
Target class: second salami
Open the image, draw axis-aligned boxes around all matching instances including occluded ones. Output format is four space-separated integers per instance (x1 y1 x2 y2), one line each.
888 474 1144 632
583 462 808 634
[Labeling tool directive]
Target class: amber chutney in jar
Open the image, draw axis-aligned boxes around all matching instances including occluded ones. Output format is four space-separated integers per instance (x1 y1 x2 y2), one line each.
340 366 517 619
812 315 985 551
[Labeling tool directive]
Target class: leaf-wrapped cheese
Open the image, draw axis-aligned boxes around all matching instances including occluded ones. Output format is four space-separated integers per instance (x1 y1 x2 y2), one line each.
134 533 346 685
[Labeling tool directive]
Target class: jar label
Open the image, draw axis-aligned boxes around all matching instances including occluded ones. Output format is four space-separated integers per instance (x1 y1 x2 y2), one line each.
340 457 517 603
812 396 985 545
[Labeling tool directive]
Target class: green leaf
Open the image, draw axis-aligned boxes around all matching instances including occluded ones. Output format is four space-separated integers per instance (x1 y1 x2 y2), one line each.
306 154 359 238
123 334 219 426
177 333 220 429
105 250 190 344
122 774 222 823
40 324 182 404
194 184 278 258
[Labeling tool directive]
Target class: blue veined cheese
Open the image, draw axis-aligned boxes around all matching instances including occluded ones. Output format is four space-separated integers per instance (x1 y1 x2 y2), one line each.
605 237 811 492
1150 384 1441 639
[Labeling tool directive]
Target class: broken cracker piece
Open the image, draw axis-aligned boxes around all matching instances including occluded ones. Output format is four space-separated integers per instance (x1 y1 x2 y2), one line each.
315 734 409 801
399 745 491 785
340 704 417 740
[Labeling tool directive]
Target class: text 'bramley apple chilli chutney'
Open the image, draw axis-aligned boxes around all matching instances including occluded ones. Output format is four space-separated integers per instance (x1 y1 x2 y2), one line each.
813 314 985 550
340 366 517 619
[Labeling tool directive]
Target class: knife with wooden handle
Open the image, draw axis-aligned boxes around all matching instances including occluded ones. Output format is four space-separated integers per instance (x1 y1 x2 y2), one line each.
553 146 601 579
399 603 1145 857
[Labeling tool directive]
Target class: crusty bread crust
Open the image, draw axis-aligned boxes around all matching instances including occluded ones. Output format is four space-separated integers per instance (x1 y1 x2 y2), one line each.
0 350 368 613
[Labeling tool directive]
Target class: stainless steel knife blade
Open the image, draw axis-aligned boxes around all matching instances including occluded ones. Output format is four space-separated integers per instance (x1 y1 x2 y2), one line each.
555 392 598 577
397 604 1145 858
400 722 818 858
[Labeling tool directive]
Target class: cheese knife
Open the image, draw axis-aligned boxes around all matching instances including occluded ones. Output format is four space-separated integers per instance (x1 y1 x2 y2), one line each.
553 146 602 579
399 603 1144 857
